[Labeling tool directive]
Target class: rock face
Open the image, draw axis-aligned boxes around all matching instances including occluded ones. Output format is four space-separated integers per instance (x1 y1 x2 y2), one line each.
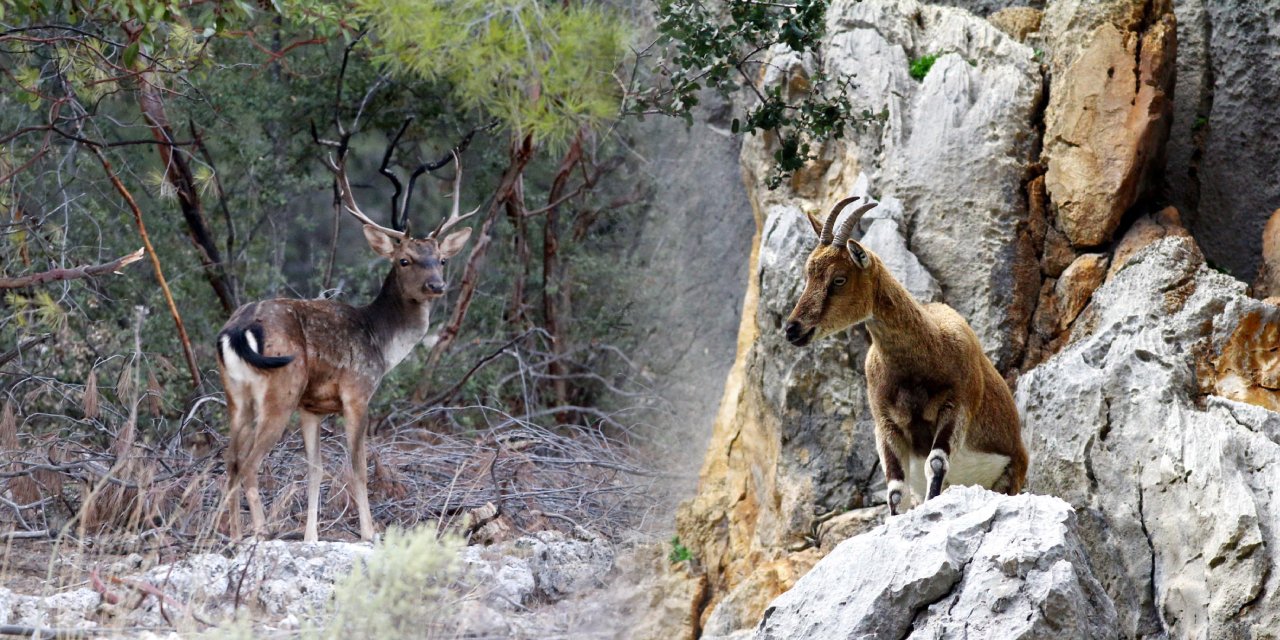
1040 0 1176 247
1168 0 1280 281
1019 235 1280 637
753 487 1117 640
674 0 1043 634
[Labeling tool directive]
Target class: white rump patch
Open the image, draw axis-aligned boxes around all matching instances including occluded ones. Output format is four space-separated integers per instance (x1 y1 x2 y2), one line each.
220 333 263 385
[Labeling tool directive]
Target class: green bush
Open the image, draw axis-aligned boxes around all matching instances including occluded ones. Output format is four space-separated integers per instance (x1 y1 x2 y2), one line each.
909 53 939 81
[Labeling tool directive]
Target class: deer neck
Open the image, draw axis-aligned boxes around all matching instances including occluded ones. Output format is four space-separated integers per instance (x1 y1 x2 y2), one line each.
864 260 936 361
363 269 433 371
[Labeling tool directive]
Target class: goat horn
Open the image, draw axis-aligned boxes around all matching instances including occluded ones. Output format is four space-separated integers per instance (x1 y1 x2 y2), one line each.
820 196 860 245
832 202 879 246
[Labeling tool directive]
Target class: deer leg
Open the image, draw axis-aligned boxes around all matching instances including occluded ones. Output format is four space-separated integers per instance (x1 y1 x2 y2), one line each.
342 400 375 541
875 420 913 515
299 411 323 543
240 404 293 539
926 403 964 501
222 391 254 540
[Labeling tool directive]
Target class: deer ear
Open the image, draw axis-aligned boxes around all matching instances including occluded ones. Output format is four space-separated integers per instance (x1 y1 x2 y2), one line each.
362 224 398 258
805 210 823 237
846 240 870 269
437 227 473 258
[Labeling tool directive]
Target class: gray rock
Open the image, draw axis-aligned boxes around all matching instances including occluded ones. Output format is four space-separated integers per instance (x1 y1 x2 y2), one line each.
1017 235 1280 637
460 543 537 609
522 531 615 601
1179 0 1280 280
753 486 1117 640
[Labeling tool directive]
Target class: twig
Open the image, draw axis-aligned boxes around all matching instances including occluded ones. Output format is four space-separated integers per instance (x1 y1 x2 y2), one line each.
0 529 50 541
423 328 544 406
90 146 202 389
0 334 52 369
0 248 145 289
0 625 114 639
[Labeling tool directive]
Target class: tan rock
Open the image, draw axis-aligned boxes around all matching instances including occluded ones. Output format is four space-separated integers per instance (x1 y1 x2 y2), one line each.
987 7 1043 43
1054 253 1110 330
816 507 883 549
1251 209 1280 298
700 552 821 636
1108 206 1192 278
1042 8 1176 247
1211 307 1280 413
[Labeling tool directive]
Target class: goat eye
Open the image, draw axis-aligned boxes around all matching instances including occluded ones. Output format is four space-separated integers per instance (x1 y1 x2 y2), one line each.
399 258 410 267
833 277 847 287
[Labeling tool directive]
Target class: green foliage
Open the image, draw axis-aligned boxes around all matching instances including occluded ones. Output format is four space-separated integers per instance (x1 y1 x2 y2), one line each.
634 0 881 189
669 535 693 564
357 0 629 145
909 53 939 81
325 528 466 638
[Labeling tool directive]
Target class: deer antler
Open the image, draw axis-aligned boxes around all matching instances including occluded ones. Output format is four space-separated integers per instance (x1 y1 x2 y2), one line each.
832 202 880 245
820 196 860 245
312 124 406 240
430 150 479 238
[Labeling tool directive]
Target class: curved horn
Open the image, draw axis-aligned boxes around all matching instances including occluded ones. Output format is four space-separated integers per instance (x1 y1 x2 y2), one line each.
819 196 860 245
833 202 879 245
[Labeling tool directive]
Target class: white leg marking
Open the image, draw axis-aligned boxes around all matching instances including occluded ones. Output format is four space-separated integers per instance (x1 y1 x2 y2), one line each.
887 479 914 513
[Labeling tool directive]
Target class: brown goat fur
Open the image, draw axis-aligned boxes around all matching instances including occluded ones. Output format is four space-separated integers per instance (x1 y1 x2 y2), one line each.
784 199 1027 514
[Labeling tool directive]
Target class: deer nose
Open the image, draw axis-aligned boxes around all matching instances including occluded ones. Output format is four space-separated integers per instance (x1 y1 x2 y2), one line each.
784 321 803 342
427 282 446 294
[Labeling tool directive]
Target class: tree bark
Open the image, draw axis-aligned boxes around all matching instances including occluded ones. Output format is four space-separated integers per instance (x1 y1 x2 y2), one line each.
137 79 235 315
542 133 584 409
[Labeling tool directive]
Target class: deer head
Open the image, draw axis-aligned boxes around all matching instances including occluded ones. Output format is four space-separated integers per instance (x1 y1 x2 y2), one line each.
319 125 476 305
784 197 880 347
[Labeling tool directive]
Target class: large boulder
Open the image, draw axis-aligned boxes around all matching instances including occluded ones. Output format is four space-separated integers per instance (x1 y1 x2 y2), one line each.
753 486 1117 640
1039 0 1176 248
1166 0 1280 281
1018 235 1280 637
675 0 1043 635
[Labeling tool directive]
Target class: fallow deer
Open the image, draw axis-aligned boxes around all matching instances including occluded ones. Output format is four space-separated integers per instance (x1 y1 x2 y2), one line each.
217 135 474 542
783 197 1027 514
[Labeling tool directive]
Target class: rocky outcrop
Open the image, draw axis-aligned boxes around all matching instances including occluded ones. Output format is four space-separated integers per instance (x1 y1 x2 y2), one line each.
753 487 1117 640
1019 235 1280 637
673 1 1044 635
0 532 614 635
1040 0 1176 247
1169 0 1280 281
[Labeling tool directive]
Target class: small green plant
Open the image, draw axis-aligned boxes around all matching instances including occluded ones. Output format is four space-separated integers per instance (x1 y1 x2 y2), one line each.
1193 115 1209 131
669 535 693 564
909 53 939 81
1033 48 1046 61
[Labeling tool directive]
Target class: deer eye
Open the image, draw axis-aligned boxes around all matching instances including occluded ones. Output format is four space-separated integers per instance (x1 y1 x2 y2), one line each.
440 258 448 266
833 276 847 287
399 258 410 267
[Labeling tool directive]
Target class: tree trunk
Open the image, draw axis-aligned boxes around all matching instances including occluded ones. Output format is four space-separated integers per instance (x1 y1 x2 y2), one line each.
542 133 584 409
137 79 236 315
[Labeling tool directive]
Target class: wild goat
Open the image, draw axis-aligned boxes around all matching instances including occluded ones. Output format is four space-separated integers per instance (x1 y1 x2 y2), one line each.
216 135 474 542
783 197 1027 514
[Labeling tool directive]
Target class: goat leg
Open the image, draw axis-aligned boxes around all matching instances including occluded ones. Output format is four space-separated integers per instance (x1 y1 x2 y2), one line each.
926 403 963 500
875 420 912 515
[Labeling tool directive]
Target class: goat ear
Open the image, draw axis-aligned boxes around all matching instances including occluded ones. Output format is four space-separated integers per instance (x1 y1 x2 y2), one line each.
437 227 473 258
846 240 871 269
362 224 398 258
804 210 823 237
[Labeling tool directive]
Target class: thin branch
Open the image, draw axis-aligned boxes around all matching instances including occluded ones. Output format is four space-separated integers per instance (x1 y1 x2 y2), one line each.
0 248 144 289
90 147 202 389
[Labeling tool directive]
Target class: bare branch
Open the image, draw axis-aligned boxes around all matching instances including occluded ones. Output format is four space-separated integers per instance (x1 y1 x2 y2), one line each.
0 248 144 290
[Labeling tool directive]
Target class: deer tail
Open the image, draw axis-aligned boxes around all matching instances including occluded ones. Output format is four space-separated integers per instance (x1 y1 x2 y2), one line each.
217 324 294 371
